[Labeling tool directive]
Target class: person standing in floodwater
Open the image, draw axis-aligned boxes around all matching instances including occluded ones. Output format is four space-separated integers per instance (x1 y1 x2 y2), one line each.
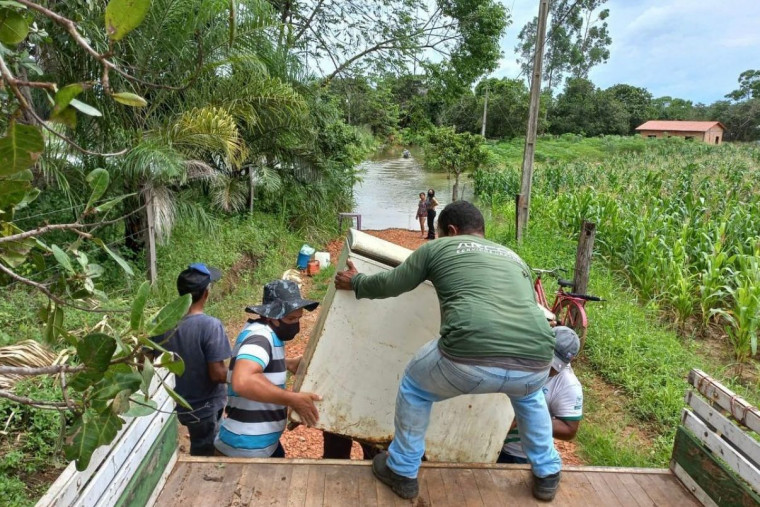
416 192 427 238
425 189 439 240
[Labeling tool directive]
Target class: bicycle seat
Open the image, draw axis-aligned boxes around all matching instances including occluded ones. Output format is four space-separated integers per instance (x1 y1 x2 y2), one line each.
558 278 575 288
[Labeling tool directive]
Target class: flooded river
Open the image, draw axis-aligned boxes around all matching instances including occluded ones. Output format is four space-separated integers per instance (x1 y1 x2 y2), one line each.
352 148 473 230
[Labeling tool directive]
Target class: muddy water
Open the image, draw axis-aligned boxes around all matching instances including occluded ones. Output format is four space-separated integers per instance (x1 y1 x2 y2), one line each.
352 147 473 230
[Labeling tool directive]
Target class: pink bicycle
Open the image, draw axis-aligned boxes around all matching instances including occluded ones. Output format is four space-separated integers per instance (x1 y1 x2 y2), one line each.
533 267 603 351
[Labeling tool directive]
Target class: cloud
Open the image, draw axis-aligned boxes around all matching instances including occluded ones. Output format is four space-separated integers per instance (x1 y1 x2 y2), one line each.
496 0 760 103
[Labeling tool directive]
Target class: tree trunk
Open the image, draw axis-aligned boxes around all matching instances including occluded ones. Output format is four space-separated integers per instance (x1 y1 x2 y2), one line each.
452 170 460 201
124 190 147 255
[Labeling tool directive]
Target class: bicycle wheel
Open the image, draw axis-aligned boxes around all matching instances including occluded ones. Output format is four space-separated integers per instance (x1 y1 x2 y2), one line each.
552 298 588 352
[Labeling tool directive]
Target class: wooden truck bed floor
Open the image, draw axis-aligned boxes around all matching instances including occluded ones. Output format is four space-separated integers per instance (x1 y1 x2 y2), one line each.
153 457 699 506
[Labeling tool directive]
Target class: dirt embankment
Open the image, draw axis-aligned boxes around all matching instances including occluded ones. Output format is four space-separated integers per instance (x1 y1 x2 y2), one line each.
179 228 583 465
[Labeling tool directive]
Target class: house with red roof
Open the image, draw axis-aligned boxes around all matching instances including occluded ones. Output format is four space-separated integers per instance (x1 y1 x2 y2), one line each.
635 121 725 144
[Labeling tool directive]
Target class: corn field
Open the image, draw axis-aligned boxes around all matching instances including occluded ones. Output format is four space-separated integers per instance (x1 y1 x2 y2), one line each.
476 138 760 362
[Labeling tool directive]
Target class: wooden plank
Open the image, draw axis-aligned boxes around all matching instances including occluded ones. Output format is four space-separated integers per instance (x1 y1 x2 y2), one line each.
322 465 358 507
235 462 262 505
250 462 284 505
689 369 760 434
471 468 502 506
682 409 760 493
356 465 379 506
304 464 326 507
38 370 173 507
439 468 467 504
671 426 760 506
488 469 538 505
173 463 217 504
584 472 622 506
114 414 178 507
152 461 192 505
671 462 717 507
422 468 448 506
599 472 640 506
455 468 485 507
286 464 310 507
374 474 398 507
185 462 244 507
686 390 760 468
556 471 598 506
650 473 700 506
632 473 674 506
615 473 656 507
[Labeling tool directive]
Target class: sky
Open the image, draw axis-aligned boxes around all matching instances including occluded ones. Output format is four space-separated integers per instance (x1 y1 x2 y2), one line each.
495 0 760 103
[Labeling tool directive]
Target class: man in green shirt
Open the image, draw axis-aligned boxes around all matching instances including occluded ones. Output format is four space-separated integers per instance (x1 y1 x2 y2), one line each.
335 201 561 501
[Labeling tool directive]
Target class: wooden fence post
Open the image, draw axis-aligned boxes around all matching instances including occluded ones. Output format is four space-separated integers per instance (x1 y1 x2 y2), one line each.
573 221 596 295
145 187 158 285
514 194 521 241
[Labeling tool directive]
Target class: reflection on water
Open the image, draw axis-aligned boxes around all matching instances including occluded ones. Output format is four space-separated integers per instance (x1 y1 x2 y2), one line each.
352 148 473 230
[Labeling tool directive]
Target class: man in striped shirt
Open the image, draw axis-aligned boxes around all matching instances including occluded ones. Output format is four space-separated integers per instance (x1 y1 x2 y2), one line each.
214 280 322 457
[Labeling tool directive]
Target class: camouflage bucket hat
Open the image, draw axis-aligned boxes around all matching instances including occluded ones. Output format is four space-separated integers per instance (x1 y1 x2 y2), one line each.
245 279 319 319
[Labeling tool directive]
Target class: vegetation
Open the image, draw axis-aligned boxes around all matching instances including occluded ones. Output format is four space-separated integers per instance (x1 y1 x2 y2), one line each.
479 151 759 465
476 136 760 365
423 127 487 201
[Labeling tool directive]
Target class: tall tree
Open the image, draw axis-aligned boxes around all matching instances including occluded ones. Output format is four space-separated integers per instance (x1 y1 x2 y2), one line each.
425 127 487 201
726 69 760 101
282 0 509 90
516 0 611 90
549 78 628 136
606 84 654 133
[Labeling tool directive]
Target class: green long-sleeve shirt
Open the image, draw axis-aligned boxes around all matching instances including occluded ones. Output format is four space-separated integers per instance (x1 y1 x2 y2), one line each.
351 235 555 363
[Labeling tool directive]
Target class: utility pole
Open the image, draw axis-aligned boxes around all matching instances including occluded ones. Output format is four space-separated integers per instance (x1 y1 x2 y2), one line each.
481 82 489 138
144 187 158 285
516 0 550 242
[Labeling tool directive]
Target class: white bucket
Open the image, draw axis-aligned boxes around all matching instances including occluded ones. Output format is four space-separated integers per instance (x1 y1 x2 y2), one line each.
314 251 331 267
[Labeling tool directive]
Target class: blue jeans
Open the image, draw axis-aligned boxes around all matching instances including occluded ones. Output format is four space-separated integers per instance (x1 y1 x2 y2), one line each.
387 339 561 479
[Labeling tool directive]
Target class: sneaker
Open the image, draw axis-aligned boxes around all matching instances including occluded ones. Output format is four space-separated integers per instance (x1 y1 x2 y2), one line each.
532 471 561 501
372 453 419 499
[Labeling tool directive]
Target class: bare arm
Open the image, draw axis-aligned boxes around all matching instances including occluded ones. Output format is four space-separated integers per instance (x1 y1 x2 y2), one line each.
207 360 228 384
552 418 580 441
231 359 321 426
285 356 301 374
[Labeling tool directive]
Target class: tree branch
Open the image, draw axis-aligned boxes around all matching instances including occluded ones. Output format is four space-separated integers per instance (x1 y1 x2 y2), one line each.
0 364 86 376
0 389 73 410
291 0 325 45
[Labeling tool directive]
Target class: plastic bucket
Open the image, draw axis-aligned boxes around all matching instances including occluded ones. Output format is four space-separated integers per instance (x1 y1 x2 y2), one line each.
297 244 316 269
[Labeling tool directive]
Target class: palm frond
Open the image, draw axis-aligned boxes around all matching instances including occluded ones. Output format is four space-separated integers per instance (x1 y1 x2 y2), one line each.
169 106 247 168
211 174 249 213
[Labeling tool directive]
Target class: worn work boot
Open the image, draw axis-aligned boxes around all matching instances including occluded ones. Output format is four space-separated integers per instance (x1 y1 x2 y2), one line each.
533 471 561 501
372 452 419 499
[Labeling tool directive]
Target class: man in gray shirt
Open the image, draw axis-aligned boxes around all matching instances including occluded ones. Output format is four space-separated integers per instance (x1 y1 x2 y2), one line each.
158 263 232 455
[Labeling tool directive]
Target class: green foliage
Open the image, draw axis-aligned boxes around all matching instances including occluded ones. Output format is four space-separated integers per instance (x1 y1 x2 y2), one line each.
104 0 151 41
424 127 488 201
477 137 760 362
0 7 29 45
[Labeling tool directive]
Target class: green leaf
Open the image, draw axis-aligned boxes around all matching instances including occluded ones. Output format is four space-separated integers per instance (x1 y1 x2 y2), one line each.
95 405 124 446
105 0 150 41
163 381 191 410
64 410 101 471
13 187 41 211
92 371 142 401
94 193 133 213
52 245 74 274
111 389 132 414
0 2 26 8
95 238 134 276
69 99 102 117
111 91 148 107
50 107 77 129
0 222 34 268
85 168 109 210
0 8 29 45
0 178 32 210
157 351 184 376
139 335 171 355
123 398 156 417
52 83 84 118
130 281 150 331
146 294 191 336
76 333 116 373
0 122 44 177
69 369 104 392
140 356 154 398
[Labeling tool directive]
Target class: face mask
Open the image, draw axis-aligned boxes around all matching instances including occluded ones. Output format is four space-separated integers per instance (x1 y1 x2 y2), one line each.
274 320 300 341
